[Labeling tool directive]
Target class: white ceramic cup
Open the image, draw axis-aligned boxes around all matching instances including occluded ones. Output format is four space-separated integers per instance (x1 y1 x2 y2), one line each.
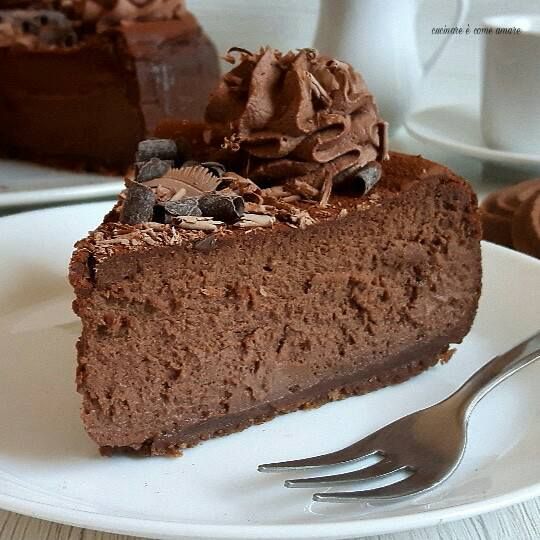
481 15 540 155
313 0 469 133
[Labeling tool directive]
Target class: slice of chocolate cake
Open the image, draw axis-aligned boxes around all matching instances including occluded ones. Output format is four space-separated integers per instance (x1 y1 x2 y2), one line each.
69 48 482 456
0 0 219 172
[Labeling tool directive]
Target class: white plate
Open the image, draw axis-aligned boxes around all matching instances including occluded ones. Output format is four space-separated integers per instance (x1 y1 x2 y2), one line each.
405 104 540 166
0 202 539 540
0 159 122 208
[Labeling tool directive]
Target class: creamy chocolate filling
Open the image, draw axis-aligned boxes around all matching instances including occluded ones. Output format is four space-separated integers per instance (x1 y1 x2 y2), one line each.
104 336 457 455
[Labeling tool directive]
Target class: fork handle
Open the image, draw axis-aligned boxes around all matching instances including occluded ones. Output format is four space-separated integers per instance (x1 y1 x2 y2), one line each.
450 330 540 419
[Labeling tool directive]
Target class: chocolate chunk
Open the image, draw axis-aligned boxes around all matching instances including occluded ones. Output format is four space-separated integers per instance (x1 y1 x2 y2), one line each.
135 139 177 162
156 198 203 223
356 161 382 194
194 234 218 254
200 161 226 178
136 158 173 182
121 182 156 225
198 193 245 223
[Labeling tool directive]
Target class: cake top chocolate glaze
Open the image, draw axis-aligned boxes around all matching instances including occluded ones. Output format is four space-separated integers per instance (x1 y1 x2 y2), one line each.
205 47 388 204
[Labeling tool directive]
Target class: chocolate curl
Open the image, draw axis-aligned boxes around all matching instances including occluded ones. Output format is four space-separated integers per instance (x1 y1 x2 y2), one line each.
198 193 245 223
334 161 382 194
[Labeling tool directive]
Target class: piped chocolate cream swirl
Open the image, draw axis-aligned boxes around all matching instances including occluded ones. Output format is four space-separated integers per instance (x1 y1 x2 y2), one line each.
205 47 388 201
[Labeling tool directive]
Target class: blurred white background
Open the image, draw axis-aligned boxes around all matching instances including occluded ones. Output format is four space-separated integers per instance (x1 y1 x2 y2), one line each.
189 0 540 108
188 0 540 186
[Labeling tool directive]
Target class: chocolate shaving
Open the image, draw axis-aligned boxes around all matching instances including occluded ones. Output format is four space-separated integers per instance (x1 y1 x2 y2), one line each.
221 133 241 152
319 175 333 207
282 194 302 203
261 186 291 199
244 202 277 215
121 182 156 225
223 46 253 64
301 47 319 62
136 158 173 182
135 139 177 162
285 179 320 199
235 213 275 228
198 193 245 223
290 209 317 229
306 72 331 107
220 172 263 203
175 216 223 232
378 122 389 161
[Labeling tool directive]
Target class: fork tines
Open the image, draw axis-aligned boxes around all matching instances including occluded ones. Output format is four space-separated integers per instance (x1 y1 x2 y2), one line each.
258 444 419 501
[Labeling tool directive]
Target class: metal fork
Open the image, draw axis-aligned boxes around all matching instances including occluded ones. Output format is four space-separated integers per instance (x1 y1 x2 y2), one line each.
258 330 540 502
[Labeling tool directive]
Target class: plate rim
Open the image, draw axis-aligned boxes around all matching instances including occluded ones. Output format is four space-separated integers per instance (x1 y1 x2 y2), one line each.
0 160 122 209
405 104 540 165
0 481 538 539
1 203 539 539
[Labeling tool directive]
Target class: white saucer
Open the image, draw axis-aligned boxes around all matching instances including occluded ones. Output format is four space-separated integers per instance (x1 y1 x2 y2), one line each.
405 104 540 166
0 202 539 539
0 159 122 208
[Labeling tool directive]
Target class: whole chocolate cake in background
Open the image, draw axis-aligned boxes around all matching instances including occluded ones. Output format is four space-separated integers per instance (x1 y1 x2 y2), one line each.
0 0 219 172
70 47 482 456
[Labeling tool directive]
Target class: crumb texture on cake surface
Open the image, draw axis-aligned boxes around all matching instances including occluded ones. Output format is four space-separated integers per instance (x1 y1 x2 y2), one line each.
70 153 482 455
